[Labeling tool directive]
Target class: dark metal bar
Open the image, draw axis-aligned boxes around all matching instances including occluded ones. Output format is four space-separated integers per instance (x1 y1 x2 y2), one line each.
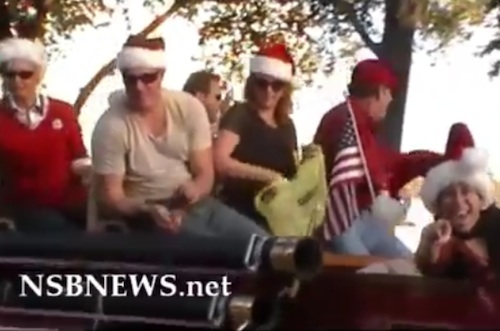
0 234 322 280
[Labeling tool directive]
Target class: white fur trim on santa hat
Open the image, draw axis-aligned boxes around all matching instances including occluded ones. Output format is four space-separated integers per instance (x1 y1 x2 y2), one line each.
371 194 408 228
250 55 293 82
420 147 494 213
0 38 46 67
116 47 165 71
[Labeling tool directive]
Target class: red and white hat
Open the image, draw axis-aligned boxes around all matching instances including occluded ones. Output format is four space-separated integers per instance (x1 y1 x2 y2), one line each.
420 123 494 213
116 35 166 71
249 43 295 82
0 37 46 67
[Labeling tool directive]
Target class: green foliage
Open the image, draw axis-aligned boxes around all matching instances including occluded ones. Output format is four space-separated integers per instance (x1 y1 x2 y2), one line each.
174 0 489 83
480 0 500 76
44 1 108 37
4 0 493 81
177 0 322 84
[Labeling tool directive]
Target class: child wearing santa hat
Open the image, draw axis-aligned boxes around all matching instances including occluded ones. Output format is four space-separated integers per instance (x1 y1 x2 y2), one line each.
416 123 500 281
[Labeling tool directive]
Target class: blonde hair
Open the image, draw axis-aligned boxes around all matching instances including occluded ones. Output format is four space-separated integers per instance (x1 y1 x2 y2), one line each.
243 74 293 126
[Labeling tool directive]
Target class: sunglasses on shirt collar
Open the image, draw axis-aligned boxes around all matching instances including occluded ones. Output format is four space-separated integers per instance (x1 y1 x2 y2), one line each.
254 77 286 92
122 72 160 85
2 70 34 80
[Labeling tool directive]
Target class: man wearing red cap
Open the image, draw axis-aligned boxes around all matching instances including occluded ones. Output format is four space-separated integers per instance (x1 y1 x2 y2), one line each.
415 123 500 280
314 59 443 257
91 35 267 242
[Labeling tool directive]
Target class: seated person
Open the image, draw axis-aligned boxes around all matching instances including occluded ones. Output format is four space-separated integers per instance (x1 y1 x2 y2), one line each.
313 59 443 257
214 42 298 231
182 70 222 138
415 124 500 281
0 37 90 233
91 35 267 242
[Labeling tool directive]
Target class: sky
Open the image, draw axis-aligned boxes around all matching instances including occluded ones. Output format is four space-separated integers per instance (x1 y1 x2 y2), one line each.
41 1 500 251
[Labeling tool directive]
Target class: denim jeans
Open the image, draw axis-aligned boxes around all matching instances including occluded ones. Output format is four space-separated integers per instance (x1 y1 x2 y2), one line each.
125 197 269 243
8 207 84 233
326 211 412 258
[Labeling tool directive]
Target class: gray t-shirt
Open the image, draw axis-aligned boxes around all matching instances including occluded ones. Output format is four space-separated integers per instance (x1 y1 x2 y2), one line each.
91 89 212 201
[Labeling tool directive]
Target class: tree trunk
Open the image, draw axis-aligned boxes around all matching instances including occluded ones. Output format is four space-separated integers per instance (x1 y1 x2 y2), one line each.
378 0 416 151
0 2 12 40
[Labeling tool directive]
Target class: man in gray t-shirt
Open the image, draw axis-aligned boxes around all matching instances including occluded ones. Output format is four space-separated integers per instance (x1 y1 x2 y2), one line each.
91 35 267 242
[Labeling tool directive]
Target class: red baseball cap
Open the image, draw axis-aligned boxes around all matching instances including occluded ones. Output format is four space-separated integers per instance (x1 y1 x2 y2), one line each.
350 59 398 92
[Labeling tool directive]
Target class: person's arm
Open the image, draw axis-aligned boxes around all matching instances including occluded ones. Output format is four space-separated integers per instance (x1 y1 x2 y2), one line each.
387 149 444 194
91 113 146 217
58 101 91 173
214 106 282 182
185 96 214 198
415 223 453 276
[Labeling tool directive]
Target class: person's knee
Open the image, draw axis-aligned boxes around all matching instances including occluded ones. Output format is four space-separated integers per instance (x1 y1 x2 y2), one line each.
372 236 412 258
208 199 269 238
326 229 369 255
14 208 78 233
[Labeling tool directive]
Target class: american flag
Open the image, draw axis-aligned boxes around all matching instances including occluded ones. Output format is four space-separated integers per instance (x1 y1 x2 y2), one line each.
323 107 366 239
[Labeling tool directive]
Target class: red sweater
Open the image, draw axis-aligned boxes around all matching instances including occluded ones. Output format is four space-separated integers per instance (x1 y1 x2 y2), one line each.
314 99 443 211
0 98 88 210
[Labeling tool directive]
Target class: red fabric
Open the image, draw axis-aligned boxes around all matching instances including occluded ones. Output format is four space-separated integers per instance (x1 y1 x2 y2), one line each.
314 100 442 210
0 98 87 210
351 59 398 92
256 43 295 74
422 238 495 281
444 122 475 160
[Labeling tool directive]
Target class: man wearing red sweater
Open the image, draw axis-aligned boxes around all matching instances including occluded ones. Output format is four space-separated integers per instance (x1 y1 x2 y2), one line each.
314 59 443 257
0 37 90 233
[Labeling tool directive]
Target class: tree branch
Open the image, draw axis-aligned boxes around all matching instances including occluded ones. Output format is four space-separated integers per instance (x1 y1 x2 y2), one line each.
73 0 187 115
340 0 382 57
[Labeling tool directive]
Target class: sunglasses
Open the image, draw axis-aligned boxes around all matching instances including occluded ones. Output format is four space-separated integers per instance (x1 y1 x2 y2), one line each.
122 72 159 85
2 70 34 80
254 78 285 92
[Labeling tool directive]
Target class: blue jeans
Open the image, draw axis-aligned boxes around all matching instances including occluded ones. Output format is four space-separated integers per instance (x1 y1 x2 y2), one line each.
326 211 412 258
125 197 269 243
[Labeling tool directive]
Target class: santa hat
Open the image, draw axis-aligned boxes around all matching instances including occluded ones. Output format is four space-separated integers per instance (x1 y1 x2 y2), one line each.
420 123 494 213
0 37 46 67
249 43 295 82
350 59 397 92
116 35 166 72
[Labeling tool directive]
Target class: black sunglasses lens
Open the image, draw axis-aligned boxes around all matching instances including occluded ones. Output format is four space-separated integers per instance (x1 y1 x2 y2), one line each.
256 78 284 91
123 72 158 85
4 71 33 79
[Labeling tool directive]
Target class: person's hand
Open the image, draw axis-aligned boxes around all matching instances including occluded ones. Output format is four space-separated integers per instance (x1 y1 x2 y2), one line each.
423 219 452 244
147 204 182 233
72 162 92 185
265 170 284 183
420 219 452 263
177 181 203 205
